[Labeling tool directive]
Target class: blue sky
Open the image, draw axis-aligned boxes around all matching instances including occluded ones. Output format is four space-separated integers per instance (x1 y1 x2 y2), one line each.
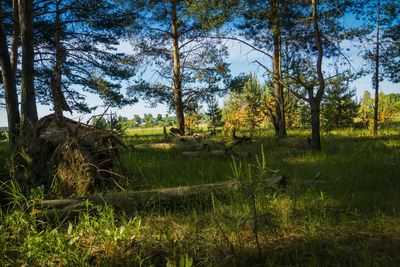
0 38 398 127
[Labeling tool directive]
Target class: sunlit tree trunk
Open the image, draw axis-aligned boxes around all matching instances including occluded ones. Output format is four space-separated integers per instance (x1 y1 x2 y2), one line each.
271 0 286 137
171 0 185 135
0 1 20 147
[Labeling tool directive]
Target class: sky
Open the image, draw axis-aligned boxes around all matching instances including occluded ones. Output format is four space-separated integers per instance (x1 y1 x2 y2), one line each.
0 37 398 127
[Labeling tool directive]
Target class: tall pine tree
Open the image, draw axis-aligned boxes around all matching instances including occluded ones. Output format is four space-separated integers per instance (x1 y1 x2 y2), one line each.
127 0 230 135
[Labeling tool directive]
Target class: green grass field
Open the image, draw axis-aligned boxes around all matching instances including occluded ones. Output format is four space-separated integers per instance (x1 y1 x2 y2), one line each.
0 128 399 266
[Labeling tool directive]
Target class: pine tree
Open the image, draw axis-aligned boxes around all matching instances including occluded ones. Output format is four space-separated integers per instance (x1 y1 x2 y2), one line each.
285 0 355 150
382 23 400 83
238 0 300 137
322 76 359 130
33 0 137 114
127 0 230 135
205 96 222 133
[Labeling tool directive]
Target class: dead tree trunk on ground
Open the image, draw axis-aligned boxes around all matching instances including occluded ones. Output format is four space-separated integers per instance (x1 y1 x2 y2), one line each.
31 176 288 220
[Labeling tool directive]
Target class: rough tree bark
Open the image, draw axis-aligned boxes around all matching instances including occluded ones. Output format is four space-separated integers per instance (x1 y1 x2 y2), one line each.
373 0 381 136
51 0 71 117
271 0 287 137
0 1 20 147
19 0 38 134
171 0 185 135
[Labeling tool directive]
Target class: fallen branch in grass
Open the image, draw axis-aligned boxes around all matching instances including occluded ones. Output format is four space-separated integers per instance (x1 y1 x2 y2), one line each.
31 175 288 220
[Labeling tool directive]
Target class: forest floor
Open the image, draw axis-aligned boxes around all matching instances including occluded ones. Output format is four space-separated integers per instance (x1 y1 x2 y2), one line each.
0 127 399 266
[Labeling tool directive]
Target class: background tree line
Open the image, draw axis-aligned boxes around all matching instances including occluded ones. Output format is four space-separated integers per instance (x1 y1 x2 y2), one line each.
220 73 400 134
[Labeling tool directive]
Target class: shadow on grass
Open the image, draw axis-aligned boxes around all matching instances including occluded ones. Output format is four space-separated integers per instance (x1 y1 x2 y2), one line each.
264 233 400 267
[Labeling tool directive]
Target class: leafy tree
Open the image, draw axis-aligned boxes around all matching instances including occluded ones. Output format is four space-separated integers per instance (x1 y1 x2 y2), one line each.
358 91 374 127
133 114 142 127
156 114 163 125
222 91 247 135
143 113 155 128
378 93 400 122
164 114 174 127
184 112 202 134
127 0 230 135
357 91 400 127
321 76 359 130
222 74 264 136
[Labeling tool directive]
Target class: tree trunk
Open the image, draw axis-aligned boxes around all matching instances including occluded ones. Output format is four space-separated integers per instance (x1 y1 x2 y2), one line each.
0 1 20 147
310 0 324 151
171 0 185 135
19 0 38 134
51 0 71 117
271 0 286 137
11 0 19 80
310 101 321 151
373 0 380 136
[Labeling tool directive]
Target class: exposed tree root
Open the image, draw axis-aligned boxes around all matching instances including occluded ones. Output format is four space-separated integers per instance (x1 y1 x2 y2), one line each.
16 114 126 197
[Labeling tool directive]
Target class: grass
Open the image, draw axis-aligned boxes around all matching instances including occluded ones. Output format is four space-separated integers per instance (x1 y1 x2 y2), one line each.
0 127 400 266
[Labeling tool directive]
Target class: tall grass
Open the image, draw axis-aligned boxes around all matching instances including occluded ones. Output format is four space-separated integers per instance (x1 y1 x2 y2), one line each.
0 128 399 265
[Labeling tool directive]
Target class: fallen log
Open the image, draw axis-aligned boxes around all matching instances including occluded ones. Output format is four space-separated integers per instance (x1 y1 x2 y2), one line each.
31 175 288 220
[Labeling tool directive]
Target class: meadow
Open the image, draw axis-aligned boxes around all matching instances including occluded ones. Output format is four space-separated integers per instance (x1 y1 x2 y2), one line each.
0 127 399 266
